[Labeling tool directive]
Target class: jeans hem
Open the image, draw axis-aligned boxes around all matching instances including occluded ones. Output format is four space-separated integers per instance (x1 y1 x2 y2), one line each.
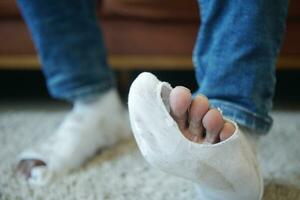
209 99 272 135
49 81 115 102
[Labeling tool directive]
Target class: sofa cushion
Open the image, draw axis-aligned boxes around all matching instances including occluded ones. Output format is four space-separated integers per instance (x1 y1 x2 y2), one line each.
0 0 20 18
100 0 199 21
2 0 298 21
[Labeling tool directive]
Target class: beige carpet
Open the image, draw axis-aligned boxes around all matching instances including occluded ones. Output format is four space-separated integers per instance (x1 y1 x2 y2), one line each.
1 101 300 200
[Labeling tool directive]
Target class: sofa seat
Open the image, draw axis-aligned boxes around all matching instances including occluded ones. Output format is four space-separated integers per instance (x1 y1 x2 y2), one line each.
0 0 300 70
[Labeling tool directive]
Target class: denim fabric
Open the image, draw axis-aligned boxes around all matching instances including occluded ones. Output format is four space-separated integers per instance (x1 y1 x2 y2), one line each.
18 0 289 133
17 0 115 101
193 0 289 134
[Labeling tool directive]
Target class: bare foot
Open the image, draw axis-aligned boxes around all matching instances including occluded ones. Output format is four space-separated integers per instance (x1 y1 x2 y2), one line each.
128 72 263 200
169 86 235 144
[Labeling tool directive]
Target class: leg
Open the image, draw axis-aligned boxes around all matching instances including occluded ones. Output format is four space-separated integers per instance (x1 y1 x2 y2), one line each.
128 73 260 199
16 0 130 185
194 0 289 134
128 0 288 199
17 0 115 100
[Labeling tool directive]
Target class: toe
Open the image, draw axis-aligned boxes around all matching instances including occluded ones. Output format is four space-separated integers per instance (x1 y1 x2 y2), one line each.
202 109 224 144
17 159 46 179
169 86 192 131
188 95 209 139
220 122 235 141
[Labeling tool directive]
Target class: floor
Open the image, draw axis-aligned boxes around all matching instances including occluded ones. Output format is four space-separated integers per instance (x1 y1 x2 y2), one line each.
0 100 300 200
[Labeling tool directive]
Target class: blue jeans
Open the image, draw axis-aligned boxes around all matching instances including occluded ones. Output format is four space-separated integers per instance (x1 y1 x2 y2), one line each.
193 0 288 134
17 0 288 134
17 0 115 101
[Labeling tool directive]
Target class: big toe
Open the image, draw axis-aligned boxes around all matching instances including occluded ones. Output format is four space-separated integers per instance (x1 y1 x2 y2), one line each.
169 86 192 131
17 159 46 179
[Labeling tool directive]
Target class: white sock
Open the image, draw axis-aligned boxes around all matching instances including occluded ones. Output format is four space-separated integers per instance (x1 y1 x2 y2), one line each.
18 89 131 185
128 72 263 200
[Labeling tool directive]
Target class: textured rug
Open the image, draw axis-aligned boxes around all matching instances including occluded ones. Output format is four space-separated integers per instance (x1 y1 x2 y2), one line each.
0 101 300 200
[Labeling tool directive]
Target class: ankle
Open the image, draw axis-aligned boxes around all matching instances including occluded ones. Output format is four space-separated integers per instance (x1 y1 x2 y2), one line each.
73 89 121 111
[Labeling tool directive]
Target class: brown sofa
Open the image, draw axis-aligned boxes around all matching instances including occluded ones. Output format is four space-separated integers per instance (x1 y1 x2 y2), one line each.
0 0 300 70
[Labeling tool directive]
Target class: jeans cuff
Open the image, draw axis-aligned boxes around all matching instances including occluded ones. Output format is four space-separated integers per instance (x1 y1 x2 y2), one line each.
209 99 272 135
49 80 115 102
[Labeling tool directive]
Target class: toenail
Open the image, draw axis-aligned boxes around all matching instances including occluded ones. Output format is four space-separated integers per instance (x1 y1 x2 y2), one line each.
195 94 206 98
175 86 191 93
194 93 208 100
